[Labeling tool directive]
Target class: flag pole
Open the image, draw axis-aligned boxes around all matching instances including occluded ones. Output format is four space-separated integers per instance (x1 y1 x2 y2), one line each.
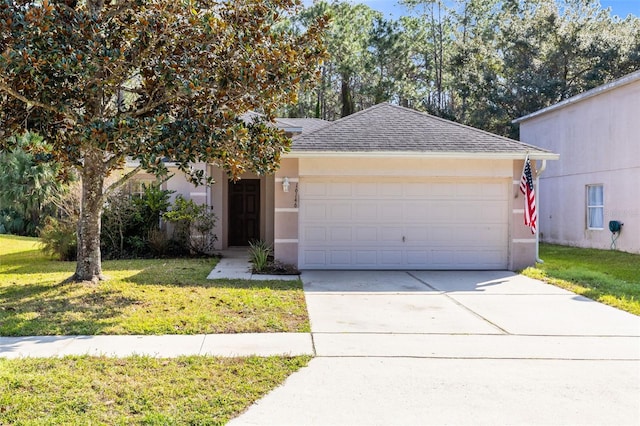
535 158 547 264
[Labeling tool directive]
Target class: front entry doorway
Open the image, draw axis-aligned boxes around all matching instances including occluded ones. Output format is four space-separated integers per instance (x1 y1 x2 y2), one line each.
228 179 260 246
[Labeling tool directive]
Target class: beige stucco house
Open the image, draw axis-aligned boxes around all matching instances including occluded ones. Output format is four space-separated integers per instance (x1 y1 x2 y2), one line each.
155 103 558 270
514 71 640 254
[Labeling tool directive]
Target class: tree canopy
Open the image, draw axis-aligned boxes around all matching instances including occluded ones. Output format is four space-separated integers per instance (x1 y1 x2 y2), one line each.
0 0 327 282
288 0 640 137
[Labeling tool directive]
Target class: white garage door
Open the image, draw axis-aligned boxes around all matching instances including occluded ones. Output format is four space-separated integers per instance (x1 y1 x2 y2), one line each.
299 179 509 270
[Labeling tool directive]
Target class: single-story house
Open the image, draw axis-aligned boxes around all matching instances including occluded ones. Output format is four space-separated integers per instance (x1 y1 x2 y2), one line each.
138 103 558 270
514 71 640 254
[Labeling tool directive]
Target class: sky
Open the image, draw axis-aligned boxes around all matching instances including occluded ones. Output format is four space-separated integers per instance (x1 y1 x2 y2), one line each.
313 1 640 19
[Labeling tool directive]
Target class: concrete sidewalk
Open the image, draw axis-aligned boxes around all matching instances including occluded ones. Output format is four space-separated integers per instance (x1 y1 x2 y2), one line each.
0 333 313 359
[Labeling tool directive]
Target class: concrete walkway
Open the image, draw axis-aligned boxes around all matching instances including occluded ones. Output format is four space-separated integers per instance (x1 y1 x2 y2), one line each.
0 333 313 359
206 248 299 281
230 270 640 426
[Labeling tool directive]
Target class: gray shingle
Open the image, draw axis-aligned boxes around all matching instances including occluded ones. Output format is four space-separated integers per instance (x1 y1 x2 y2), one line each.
281 118 330 134
292 103 552 155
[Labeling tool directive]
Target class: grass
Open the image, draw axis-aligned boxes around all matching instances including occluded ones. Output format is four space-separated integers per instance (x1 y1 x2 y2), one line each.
0 355 310 425
0 235 309 336
521 243 640 315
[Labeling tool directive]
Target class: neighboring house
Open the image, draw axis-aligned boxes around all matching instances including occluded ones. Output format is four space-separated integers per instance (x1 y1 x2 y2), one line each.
514 71 640 254
137 103 557 270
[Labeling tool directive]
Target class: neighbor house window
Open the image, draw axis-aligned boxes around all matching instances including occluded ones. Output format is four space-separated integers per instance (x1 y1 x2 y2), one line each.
586 185 604 229
128 178 156 197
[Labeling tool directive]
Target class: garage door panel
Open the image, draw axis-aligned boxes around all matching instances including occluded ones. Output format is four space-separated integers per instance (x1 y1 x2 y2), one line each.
354 183 378 197
430 204 454 222
329 203 352 220
403 227 429 243
355 250 377 265
304 226 327 242
404 184 432 197
328 182 352 197
303 250 326 266
380 204 403 220
481 183 508 199
305 182 327 196
355 226 378 242
403 202 430 221
299 180 508 269
406 250 429 265
380 183 403 197
330 227 352 242
303 201 327 220
355 203 378 221
381 250 403 265
381 227 402 242
330 251 352 265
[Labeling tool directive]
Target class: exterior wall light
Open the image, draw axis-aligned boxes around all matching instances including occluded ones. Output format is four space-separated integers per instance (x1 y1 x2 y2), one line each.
282 177 290 192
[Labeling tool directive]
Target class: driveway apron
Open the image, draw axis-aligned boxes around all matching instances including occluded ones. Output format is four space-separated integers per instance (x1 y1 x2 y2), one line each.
230 270 640 426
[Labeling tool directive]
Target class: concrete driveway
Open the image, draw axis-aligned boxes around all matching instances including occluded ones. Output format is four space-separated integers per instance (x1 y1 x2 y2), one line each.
231 271 640 425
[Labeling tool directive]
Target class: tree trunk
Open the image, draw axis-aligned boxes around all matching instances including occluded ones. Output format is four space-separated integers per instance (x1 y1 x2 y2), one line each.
340 76 354 117
74 148 106 283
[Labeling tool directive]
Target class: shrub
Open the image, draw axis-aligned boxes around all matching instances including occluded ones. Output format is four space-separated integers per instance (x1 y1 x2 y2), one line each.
101 184 172 259
163 196 217 255
0 209 25 235
147 228 170 256
0 132 65 236
38 182 80 261
248 240 273 273
39 217 77 261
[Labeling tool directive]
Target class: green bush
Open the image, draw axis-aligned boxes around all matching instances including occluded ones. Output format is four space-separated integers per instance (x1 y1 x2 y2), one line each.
248 240 273 273
0 132 65 236
147 228 170 256
101 184 173 259
163 195 217 255
0 209 25 235
39 217 77 261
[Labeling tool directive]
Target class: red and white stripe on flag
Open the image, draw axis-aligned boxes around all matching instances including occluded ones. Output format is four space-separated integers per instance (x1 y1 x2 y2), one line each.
520 157 537 234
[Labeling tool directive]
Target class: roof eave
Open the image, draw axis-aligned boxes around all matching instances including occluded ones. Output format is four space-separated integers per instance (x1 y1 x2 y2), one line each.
287 150 559 160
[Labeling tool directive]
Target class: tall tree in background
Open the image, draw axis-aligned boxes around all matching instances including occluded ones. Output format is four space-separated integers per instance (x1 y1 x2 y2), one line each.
0 0 326 282
293 1 380 119
448 0 502 125
494 0 639 136
403 0 453 115
290 0 639 135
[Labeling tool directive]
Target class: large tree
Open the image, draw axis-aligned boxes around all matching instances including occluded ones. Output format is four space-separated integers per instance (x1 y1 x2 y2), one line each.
0 0 326 282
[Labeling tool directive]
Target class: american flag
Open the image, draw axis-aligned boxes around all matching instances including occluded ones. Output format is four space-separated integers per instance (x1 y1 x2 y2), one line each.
520 157 537 234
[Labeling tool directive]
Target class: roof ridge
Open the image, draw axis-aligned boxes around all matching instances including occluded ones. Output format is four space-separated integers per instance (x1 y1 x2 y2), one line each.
293 103 390 140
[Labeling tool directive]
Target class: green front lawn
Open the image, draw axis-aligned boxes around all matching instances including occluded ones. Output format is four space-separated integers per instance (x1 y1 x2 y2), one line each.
521 243 640 315
0 235 309 336
0 355 310 425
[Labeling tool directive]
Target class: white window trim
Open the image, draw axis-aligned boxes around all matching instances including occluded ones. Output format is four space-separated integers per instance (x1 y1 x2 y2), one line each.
586 184 604 230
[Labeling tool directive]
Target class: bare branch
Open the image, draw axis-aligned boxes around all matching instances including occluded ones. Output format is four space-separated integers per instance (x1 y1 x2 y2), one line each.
104 164 142 197
0 82 78 123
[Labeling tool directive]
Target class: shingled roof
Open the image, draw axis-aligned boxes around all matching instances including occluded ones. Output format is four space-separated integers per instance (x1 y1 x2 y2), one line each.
291 103 556 159
277 117 330 134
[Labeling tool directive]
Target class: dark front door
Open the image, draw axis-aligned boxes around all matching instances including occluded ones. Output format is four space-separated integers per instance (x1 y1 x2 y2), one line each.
228 179 260 246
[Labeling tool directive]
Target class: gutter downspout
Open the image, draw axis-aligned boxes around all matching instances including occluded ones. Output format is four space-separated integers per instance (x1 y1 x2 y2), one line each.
536 159 547 263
